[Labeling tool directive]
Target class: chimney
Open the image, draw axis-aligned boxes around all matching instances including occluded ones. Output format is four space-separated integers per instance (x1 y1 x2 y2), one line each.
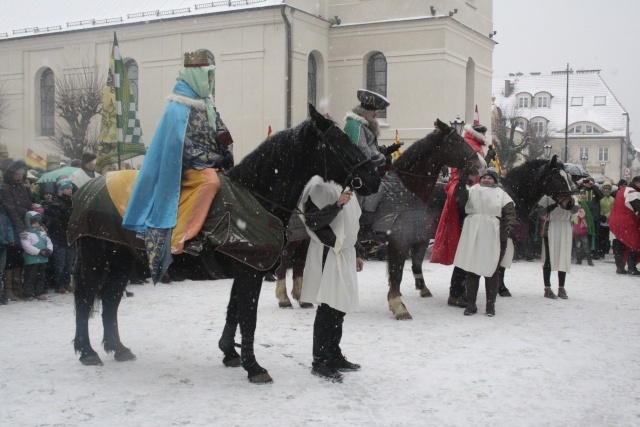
504 80 512 97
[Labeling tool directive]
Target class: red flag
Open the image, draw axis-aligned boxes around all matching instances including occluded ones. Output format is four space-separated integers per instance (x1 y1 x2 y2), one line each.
267 125 272 138
473 105 479 125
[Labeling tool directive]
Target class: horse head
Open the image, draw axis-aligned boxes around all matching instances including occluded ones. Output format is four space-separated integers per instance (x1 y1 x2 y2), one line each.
433 119 486 177
308 104 381 196
538 155 575 210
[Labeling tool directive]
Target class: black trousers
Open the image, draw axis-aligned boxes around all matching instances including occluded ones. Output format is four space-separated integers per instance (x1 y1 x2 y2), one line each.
313 303 346 364
23 263 47 297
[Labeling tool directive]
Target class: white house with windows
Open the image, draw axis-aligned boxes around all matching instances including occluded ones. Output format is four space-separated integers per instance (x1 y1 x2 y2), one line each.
492 70 632 182
0 0 495 166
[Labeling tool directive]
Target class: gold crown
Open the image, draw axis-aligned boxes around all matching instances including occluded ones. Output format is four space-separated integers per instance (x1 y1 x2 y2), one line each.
183 51 210 67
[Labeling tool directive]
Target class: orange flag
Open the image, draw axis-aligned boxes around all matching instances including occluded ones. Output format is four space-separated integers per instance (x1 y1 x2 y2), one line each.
474 105 480 125
267 125 272 138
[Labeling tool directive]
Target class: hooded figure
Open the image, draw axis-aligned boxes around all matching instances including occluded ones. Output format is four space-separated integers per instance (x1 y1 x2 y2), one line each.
0 160 33 236
122 51 233 282
69 151 100 189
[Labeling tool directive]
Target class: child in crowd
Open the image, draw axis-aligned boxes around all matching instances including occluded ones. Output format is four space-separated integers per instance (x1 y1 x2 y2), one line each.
20 211 53 301
573 191 595 266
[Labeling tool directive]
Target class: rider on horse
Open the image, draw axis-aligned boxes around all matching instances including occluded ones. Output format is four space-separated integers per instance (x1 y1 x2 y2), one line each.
122 51 233 282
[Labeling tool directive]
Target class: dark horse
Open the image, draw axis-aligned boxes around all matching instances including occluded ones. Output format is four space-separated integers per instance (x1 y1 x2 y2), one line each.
270 120 487 316
363 120 486 320
403 155 576 315
71 105 381 384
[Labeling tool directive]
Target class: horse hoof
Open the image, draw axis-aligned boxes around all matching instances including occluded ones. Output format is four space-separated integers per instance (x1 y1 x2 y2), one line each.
114 349 136 362
299 302 314 309
223 356 242 368
248 371 273 384
80 354 104 366
278 301 293 308
395 312 413 320
419 288 433 298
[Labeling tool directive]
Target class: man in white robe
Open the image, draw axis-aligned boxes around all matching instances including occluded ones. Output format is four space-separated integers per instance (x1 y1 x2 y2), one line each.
453 168 516 317
299 176 363 382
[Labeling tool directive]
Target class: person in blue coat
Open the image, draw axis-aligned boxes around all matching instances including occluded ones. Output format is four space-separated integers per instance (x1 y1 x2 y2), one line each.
122 51 233 282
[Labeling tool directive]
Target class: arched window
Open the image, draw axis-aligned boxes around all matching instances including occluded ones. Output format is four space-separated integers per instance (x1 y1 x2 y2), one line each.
196 49 216 99
40 68 55 136
125 59 139 105
308 53 317 107
366 52 387 118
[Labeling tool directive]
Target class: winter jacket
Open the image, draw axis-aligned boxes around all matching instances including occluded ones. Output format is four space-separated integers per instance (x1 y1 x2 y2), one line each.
20 211 53 265
42 194 73 245
0 160 34 237
0 204 14 246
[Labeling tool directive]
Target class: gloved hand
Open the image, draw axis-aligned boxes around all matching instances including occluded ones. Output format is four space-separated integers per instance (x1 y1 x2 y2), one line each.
599 215 607 223
385 142 403 155
45 249 53 258
505 225 515 239
217 131 234 149
38 249 51 258
546 203 558 213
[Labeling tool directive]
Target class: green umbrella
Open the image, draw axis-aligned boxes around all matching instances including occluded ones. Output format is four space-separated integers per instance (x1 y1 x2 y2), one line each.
36 166 80 183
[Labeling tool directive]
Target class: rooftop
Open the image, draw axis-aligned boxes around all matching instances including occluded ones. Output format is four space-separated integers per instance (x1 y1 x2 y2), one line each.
492 71 628 138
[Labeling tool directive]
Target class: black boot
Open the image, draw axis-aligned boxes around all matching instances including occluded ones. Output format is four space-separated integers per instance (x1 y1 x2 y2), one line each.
312 304 343 382
627 250 640 275
585 248 594 266
613 240 627 274
464 274 479 315
497 266 511 297
485 274 499 317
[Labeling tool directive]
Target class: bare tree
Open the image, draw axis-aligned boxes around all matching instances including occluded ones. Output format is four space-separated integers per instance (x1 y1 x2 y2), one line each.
0 80 10 130
521 122 551 162
491 106 529 171
48 63 105 159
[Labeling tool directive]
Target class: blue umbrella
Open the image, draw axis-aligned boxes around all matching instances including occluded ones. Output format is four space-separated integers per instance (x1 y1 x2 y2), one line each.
36 166 80 183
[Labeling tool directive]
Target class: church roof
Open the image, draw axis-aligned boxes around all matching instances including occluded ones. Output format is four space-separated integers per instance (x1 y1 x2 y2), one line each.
0 0 283 40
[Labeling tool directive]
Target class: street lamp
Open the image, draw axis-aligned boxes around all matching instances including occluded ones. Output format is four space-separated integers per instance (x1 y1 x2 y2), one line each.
600 162 606 175
450 116 465 134
580 155 588 168
543 144 552 159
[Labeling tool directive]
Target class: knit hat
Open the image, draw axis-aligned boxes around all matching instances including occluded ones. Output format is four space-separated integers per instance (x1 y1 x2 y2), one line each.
601 183 612 190
472 124 487 134
480 168 499 184
56 175 72 195
81 151 97 166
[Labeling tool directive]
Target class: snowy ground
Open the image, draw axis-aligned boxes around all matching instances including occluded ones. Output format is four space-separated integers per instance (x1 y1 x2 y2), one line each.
1 256 639 426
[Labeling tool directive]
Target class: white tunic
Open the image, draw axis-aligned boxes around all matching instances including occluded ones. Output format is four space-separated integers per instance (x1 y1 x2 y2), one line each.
70 169 101 189
454 185 514 277
299 176 361 314
539 195 578 273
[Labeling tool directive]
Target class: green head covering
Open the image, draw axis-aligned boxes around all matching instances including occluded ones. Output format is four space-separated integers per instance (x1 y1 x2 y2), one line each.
177 65 217 131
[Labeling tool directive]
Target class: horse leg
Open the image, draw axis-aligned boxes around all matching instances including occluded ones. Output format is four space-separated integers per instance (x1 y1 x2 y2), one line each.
74 238 107 366
101 249 136 362
219 284 241 367
387 242 412 320
234 265 273 383
275 263 293 308
292 240 313 308
411 241 432 297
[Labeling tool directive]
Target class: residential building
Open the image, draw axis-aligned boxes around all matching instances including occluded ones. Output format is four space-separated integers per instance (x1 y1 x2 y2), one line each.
492 70 632 182
0 0 495 165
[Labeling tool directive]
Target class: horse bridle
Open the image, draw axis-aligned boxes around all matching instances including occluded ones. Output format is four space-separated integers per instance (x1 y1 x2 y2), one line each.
315 122 372 191
541 168 574 207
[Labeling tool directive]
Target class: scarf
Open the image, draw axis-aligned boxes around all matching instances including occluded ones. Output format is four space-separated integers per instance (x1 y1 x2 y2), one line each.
177 66 217 131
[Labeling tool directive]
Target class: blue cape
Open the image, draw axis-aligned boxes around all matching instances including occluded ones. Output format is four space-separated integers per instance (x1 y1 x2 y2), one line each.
122 81 197 232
